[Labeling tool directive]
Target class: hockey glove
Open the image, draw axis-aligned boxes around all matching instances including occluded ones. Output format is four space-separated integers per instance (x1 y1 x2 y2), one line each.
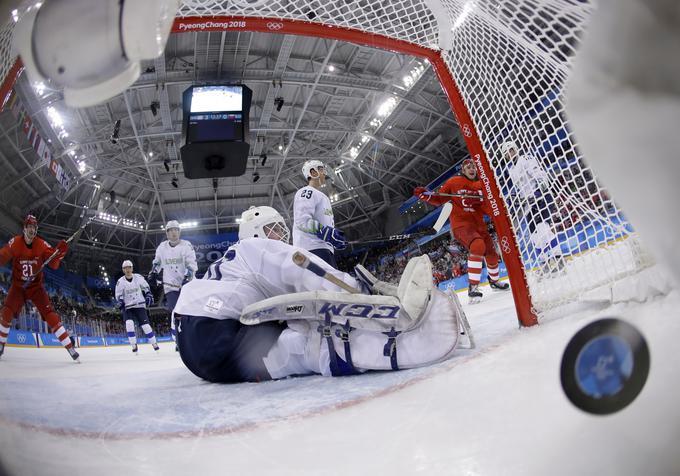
302 218 323 234
317 225 347 250
413 186 430 201
181 270 193 286
147 271 159 286
55 240 69 257
117 299 126 311
145 293 154 307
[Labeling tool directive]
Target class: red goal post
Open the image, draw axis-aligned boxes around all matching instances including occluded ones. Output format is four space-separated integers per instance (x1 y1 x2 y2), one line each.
0 1 653 327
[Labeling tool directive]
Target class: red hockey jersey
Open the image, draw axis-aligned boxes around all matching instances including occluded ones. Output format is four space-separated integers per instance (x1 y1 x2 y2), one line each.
424 175 489 230
0 235 63 288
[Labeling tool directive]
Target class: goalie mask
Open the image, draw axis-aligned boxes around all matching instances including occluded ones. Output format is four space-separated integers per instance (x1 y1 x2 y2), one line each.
238 206 290 243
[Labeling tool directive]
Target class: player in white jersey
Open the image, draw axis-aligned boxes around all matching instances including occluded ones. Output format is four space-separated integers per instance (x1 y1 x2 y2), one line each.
173 206 462 383
115 260 159 354
502 141 564 272
293 160 347 268
148 220 197 348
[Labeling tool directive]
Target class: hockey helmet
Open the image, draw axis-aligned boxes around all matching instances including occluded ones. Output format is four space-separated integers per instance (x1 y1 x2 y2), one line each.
238 206 290 243
461 158 476 169
302 160 325 181
501 141 518 159
23 214 38 228
121 260 133 270
165 220 180 231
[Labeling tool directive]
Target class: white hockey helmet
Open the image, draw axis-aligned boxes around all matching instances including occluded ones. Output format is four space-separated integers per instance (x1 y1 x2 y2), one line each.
238 206 290 243
302 160 325 181
121 260 133 270
501 141 518 158
165 220 180 231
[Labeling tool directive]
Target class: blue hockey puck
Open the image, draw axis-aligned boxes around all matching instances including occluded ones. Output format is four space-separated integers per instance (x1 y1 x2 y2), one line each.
560 318 650 415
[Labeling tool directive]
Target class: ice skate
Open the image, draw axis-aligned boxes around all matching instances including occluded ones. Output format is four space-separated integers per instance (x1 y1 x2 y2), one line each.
353 264 398 296
132 344 138 354
0 342 5 359
175 343 179 352
489 279 510 291
468 284 483 304
67 346 81 363
153 343 160 352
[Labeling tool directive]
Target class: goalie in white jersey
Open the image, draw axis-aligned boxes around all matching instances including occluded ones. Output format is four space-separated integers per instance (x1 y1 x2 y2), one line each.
173 205 464 383
149 220 198 347
115 260 159 354
502 141 564 273
292 160 347 268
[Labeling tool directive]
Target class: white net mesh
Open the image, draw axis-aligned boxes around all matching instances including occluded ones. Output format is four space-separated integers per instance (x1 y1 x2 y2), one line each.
0 0 653 319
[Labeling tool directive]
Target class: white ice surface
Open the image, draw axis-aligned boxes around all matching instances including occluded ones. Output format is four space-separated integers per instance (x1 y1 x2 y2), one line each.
1 287 679 476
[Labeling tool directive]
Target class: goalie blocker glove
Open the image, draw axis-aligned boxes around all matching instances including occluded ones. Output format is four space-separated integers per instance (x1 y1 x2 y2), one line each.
317 225 347 250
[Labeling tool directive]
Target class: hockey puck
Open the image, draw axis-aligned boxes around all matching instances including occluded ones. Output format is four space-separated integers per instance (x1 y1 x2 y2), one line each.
560 318 650 415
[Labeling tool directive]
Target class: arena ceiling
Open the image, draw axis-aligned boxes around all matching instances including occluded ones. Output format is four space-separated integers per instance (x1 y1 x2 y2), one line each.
0 28 469 273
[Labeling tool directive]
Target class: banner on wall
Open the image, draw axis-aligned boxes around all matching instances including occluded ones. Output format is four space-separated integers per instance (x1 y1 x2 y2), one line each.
5 89 71 191
182 231 239 266
7 329 37 347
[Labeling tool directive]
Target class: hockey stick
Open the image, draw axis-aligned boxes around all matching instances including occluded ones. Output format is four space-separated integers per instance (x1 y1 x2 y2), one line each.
292 251 362 294
22 214 98 288
161 281 181 289
423 191 483 200
347 229 437 246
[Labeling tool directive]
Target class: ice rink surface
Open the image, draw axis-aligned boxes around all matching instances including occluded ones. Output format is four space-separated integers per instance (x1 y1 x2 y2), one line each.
1 286 679 476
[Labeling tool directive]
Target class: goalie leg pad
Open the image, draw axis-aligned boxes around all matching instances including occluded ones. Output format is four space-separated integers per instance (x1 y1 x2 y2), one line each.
241 291 417 333
335 290 459 371
259 290 461 379
397 255 434 324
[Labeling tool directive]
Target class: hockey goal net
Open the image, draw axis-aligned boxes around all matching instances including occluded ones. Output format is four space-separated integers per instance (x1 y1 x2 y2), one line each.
0 0 653 326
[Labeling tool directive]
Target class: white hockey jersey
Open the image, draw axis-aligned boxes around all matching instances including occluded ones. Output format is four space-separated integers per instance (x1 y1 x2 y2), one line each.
115 274 151 309
151 239 198 293
507 154 550 199
292 185 334 252
173 238 359 320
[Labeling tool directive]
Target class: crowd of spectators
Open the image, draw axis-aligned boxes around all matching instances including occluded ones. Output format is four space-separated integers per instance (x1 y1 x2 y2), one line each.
337 231 472 286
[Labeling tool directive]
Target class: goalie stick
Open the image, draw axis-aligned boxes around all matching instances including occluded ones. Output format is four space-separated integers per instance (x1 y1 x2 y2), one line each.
432 201 453 233
349 201 452 246
347 229 437 246
292 251 362 294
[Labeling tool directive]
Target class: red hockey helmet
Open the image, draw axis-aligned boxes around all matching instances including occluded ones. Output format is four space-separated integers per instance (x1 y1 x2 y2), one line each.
23 214 38 227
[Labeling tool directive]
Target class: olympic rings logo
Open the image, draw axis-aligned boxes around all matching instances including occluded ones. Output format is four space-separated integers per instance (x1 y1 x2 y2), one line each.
267 22 283 30
462 124 472 137
17 333 26 343
500 235 512 254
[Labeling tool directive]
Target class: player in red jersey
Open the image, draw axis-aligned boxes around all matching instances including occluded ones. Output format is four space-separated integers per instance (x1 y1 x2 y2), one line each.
0 215 79 361
414 159 509 302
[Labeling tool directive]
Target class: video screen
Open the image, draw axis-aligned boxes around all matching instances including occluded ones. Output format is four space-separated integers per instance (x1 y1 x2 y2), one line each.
190 86 242 113
188 113 243 142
